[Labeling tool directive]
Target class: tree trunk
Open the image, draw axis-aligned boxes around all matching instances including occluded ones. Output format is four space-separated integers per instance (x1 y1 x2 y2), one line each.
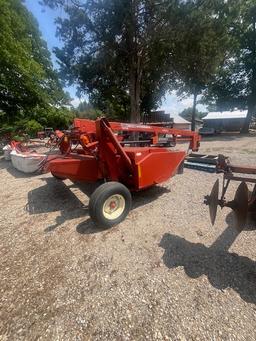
129 65 141 123
191 90 197 131
241 102 255 133
241 13 256 133
127 1 142 124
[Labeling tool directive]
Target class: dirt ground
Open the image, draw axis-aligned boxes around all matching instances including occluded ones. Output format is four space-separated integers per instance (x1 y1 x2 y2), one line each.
0 133 256 341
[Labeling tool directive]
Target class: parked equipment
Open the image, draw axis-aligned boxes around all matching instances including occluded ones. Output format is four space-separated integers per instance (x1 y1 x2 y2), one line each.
204 155 256 231
37 127 54 140
184 153 225 173
45 117 200 227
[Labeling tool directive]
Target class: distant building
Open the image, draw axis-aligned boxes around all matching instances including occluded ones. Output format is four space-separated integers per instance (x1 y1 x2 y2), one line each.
203 110 247 132
143 110 173 124
144 110 196 130
170 114 191 130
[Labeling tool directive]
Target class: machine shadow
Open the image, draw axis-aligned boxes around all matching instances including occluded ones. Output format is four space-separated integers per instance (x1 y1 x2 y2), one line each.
26 177 89 233
226 211 256 231
160 228 256 305
132 185 171 210
76 219 110 235
76 185 171 235
26 176 170 234
0 157 8 170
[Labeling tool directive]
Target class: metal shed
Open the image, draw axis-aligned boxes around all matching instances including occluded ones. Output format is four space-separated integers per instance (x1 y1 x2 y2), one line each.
203 110 247 132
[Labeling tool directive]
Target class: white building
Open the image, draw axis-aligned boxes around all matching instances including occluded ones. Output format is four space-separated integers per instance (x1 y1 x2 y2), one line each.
169 114 191 130
203 110 247 132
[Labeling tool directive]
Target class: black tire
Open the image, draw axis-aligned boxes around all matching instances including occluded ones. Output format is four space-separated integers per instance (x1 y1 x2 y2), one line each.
89 182 132 227
51 172 67 180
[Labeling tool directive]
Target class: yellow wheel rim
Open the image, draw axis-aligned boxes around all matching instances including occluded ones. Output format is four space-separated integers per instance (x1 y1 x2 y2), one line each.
102 194 125 220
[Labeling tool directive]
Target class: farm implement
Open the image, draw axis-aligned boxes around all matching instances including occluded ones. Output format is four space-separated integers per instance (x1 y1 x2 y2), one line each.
45 117 200 227
204 155 256 231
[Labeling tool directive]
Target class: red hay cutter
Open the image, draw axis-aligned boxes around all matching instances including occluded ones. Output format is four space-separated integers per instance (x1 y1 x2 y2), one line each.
46 117 200 227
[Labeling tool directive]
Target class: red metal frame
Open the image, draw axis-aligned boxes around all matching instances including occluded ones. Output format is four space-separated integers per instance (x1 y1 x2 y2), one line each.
47 117 200 191
73 118 200 151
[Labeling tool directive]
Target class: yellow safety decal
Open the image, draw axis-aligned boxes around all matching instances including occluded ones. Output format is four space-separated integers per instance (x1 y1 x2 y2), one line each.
138 165 142 178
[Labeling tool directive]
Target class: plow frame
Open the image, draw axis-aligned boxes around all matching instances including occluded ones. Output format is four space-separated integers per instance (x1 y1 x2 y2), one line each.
205 155 256 230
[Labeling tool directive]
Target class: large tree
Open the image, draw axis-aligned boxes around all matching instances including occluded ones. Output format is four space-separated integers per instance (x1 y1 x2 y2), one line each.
0 0 69 123
205 0 256 132
41 0 232 124
171 0 231 130
41 0 185 122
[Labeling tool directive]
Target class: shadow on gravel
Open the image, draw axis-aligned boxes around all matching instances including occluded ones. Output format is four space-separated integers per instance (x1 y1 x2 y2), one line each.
26 177 89 232
226 211 256 231
132 186 170 210
0 157 8 170
76 185 170 234
26 174 171 234
160 224 256 305
76 219 110 234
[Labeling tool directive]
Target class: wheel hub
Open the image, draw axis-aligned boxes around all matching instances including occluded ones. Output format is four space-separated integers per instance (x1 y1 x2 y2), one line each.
103 194 125 220
110 201 117 209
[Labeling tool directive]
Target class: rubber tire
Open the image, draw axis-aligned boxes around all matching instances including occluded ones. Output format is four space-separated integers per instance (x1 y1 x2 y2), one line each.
51 172 67 180
89 182 132 228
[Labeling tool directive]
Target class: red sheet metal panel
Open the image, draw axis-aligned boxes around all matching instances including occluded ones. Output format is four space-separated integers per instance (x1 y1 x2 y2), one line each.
136 150 186 189
50 155 100 182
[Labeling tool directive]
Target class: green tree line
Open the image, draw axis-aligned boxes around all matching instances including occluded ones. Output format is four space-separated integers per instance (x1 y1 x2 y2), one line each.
1 0 256 133
0 0 74 137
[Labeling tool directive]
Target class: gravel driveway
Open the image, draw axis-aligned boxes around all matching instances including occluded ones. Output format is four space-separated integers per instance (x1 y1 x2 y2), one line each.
0 133 256 340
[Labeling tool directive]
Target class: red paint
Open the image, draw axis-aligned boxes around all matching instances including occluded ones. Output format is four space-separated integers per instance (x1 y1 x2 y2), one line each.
48 118 200 191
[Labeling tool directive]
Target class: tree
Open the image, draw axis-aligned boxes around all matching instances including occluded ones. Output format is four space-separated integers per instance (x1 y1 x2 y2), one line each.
75 100 102 120
41 0 234 126
41 0 184 122
0 0 69 123
171 0 231 131
204 0 256 132
179 107 207 122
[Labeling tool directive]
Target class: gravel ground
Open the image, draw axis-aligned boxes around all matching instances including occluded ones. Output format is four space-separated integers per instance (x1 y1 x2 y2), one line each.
0 134 256 341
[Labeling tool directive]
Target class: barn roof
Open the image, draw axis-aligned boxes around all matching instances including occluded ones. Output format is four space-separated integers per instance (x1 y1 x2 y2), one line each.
168 114 191 124
203 110 247 120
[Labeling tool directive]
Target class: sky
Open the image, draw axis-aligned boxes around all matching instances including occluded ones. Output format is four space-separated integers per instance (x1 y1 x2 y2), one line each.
24 0 206 115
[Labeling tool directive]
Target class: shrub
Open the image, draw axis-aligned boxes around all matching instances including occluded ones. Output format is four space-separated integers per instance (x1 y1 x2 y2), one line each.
25 120 43 137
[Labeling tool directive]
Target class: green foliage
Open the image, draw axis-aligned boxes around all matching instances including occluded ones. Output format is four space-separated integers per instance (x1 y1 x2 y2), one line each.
75 101 102 120
204 0 256 131
45 107 75 129
174 0 231 97
0 107 74 140
12 135 23 142
179 107 207 122
25 120 43 137
0 123 15 136
0 0 69 124
41 0 232 123
40 0 185 122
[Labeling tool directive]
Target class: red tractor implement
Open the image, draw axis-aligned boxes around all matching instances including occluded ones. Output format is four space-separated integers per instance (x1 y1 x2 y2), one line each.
46 117 200 227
